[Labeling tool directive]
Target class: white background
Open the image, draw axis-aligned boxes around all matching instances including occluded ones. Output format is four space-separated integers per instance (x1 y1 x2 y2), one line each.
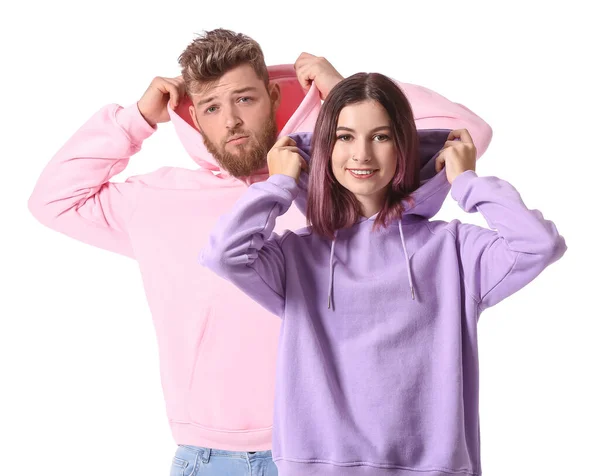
1 1 598 475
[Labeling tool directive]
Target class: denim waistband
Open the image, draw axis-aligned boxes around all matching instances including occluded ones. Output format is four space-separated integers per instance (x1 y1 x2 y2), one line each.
178 444 273 463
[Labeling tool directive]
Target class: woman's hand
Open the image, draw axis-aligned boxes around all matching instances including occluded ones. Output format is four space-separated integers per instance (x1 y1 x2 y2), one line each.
267 136 308 182
435 129 477 184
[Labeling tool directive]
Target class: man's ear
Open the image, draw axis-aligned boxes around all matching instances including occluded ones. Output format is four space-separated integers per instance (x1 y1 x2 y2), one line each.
268 82 281 111
189 104 200 131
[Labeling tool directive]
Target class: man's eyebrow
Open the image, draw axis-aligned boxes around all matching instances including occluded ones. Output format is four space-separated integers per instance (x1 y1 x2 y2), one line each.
195 96 215 106
195 87 260 107
232 87 259 95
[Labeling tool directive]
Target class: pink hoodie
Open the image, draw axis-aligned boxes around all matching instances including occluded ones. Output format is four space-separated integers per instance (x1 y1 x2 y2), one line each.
28 64 493 451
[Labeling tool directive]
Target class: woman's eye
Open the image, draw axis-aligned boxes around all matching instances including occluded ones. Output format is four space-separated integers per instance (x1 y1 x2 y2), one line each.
336 134 352 142
374 134 390 142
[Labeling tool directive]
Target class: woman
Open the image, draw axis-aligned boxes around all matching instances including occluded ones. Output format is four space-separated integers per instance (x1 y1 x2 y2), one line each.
201 73 566 476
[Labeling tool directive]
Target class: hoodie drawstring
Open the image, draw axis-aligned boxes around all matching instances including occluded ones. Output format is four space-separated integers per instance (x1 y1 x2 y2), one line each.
327 230 338 309
399 219 415 300
327 222 415 310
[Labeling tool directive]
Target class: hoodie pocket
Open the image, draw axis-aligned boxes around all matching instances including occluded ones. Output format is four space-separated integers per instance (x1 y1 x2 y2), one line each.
186 285 280 432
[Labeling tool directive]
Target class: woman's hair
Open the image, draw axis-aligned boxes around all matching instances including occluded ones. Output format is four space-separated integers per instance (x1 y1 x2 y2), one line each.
306 72 421 239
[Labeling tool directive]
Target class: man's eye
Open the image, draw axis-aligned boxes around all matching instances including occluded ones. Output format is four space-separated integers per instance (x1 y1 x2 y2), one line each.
238 97 252 103
205 106 218 114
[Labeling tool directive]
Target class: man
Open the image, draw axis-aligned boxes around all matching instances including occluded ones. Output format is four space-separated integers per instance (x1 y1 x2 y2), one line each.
28 29 492 474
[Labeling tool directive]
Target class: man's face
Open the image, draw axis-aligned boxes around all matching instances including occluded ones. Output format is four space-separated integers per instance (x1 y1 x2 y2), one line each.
189 63 280 177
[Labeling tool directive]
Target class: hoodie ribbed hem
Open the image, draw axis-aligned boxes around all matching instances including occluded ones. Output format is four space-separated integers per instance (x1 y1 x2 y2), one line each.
170 421 272 452
274 459 480 476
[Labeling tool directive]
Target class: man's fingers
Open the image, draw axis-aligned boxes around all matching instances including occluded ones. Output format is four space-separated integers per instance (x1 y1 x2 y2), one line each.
152 77 186 109
295 65 312 90
171 77 187 96
294 52 315 69
164 83 180 109
165 78 187 107
299 77 311 91
294 53 319 91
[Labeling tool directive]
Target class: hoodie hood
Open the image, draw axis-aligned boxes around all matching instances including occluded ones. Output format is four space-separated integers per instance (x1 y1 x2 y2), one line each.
167 64 321 182
288 128 456 306
289 128 454 220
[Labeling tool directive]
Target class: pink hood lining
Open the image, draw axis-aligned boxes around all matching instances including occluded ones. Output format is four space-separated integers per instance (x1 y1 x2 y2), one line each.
167 64 321 182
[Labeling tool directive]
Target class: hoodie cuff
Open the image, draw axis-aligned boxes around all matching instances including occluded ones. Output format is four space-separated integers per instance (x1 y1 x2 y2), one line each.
115 104 157 146
267 174 300 199
450 170 478 205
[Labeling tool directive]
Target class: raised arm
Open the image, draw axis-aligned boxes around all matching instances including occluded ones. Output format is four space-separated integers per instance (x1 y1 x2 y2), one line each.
28 76 185 257
200 136 307 317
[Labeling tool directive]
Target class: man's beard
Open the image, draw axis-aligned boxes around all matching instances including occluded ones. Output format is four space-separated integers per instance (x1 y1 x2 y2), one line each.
201 114 278 178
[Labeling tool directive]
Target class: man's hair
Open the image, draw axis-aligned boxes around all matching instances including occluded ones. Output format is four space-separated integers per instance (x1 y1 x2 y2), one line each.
178 28 269 94
306 73 421 239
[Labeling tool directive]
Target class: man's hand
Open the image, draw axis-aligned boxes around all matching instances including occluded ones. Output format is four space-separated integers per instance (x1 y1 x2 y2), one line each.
137 76 186 127
294 53 343 100
435 129 477 184
267 136 308 182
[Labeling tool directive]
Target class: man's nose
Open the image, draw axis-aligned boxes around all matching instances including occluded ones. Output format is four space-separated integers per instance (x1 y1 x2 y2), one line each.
224 106 242 129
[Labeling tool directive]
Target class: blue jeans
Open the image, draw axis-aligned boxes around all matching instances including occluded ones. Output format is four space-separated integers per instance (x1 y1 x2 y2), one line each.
170 445 278 476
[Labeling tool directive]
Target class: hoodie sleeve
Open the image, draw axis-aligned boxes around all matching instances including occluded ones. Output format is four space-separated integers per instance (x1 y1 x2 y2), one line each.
200 174 297 318
397 82 493 160
450 170 566 312
28 104 156 258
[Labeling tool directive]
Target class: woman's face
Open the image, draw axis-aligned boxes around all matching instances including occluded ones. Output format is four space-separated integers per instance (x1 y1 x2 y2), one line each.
331 100 397 217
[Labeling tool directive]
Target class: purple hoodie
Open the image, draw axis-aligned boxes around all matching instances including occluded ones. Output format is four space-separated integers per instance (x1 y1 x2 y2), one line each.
200 130 566 476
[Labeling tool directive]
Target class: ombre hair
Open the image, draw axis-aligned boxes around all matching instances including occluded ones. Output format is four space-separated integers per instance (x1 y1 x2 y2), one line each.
306 73 421 240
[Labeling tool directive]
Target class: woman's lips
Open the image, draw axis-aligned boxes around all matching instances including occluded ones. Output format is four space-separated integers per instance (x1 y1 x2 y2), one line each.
347 168 377 179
